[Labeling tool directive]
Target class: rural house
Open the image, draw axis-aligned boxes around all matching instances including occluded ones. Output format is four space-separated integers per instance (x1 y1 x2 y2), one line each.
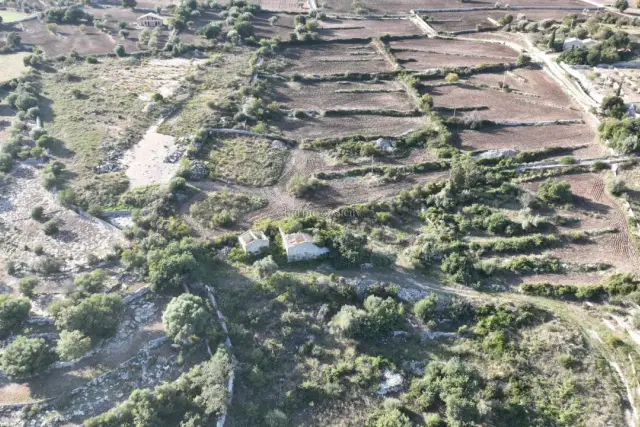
238 230 269 254
136 13 164 28
279 228 329 262
563 37 596 51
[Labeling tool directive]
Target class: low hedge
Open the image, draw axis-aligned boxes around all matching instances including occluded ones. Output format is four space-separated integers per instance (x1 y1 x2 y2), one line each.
520 274 639 301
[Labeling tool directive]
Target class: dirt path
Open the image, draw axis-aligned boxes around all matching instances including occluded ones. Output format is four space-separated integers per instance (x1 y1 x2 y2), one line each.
121 123 180 188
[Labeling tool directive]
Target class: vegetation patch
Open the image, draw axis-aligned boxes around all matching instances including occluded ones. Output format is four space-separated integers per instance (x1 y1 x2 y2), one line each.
208 136 288 186
190 190 267 228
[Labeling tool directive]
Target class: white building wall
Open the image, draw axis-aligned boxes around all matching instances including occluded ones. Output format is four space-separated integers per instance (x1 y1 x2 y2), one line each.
286 242 329 261
245 239 269 254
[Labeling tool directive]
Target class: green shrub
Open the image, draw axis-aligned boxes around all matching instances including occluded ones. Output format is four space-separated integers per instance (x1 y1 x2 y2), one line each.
1 336 52 380
31 206 44 221
538 179 572 205
253 255 278 279
414 295 438 322
42 219 59 236
50 293 123 337
0 295 31 335
162 294 213 346
19 276 39 298
608 178 627 196
85 56 98 64
74 269 107 293
57 330 92 361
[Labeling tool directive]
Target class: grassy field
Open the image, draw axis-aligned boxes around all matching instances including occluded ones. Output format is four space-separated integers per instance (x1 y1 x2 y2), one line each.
157 50 252 138
209 136 289 186
0 9 29 22
40 58 156 207
0 52 28 83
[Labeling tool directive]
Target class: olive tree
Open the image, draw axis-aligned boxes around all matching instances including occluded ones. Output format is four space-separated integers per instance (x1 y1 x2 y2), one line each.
0 295 31 335
162 294 212 346
56 330 92 361
1 336 52 380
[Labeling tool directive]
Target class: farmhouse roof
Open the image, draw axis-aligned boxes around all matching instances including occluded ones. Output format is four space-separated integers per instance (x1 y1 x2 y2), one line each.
279 228 314 248
239 230 268 245
564 37 579 43
137 13 163 21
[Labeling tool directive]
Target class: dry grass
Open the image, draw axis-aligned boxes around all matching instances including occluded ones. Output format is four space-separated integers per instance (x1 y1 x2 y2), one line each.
273 79 414 111
0 52 28 83
282 42 393 76
209 136 289 187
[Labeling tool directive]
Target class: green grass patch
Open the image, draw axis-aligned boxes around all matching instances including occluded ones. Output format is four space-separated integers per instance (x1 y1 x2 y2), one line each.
208 136 288 186
190 190 267 228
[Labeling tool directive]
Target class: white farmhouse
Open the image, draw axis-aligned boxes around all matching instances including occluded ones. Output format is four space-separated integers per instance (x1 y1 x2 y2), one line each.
563 37 596 51
136 13 164 28
279 228 329 262
238 230 269 254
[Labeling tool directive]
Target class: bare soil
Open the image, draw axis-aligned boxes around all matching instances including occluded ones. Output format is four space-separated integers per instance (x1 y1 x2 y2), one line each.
280 114 427 141
0 164 125 288
253 12 297 39
0 52 28 83
454 123 604 158
317 17 422 40
425 9 584 32
20 21 120 57
425 82 583 122
389 37 518 70
255 0 309 12
121 124 180 188
273 79 414 111
520 173 640 284
282 41 394 76
467 68 581 102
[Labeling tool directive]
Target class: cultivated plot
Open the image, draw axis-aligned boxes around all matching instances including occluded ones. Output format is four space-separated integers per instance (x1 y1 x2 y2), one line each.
389 37 519 69
280 114 427 140
454 123 603 158
273 79 414 111
255 0 308 12
0 52 28 83
520 173 640 284
281 41 394 76
467 67 579 102
317 17 422 40
425 82 583 122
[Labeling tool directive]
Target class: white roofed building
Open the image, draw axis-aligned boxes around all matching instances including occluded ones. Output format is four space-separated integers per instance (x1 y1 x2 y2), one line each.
279 228 329 262
137 13 164 28
239 230 269 254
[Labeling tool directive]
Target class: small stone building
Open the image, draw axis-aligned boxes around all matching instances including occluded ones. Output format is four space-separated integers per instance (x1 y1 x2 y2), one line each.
136 13 164 28
563 37 596 51
279 228 329 262
238 230 269 254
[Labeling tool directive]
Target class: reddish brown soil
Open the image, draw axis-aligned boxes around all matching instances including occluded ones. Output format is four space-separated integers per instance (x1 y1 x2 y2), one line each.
389 37 518 69
425 83 583 122
427 7 586 32
318 18 422 40
455 124 604 158
425 10 507 32
255 0 308 12
519 173 640 284
273 80 414 111
20 21 120 56
321 171 449 207
253 12 297 39
322 0 594 13
467 68 577 103
280 114 427 141
282 42 393 76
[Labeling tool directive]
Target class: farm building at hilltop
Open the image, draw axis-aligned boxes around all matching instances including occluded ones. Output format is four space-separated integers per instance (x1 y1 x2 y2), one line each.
239 230 269 254
563 37 596 51
279 228 328 262
137 13 164 28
